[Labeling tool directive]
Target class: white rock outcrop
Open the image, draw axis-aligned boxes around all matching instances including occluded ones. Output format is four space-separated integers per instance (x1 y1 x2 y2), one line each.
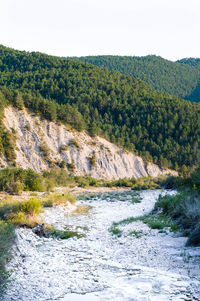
2 106 177 179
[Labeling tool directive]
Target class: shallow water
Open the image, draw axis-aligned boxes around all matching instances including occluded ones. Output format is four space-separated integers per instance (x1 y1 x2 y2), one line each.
3 190 200 301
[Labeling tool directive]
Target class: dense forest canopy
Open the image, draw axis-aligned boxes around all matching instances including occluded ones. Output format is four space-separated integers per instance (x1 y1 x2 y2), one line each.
0 45 200 171
74 55 200 102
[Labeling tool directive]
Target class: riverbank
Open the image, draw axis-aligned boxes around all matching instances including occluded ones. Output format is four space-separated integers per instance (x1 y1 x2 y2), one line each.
2 189 200 301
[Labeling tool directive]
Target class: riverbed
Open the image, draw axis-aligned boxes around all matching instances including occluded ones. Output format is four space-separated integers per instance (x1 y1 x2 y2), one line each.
2 189 200 301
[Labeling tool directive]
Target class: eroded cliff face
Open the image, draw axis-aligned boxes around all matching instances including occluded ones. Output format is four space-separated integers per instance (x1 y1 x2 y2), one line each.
1 106 177 179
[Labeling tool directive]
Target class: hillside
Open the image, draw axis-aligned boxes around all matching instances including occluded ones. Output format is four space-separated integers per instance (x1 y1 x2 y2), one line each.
1 106 177 179
75 55 200 102
0 46 200 171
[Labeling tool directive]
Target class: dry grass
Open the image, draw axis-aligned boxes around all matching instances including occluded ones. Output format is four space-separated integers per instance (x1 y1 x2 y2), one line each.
72 204 92 215
42 192 76 207
0 196 42 227
6 212 40 227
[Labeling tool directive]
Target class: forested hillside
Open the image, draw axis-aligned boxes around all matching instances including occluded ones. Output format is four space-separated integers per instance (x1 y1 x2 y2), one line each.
0 45 200 171
75 55 200 102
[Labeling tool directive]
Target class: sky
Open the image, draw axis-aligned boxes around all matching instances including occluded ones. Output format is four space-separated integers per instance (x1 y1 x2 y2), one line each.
0 0 200 61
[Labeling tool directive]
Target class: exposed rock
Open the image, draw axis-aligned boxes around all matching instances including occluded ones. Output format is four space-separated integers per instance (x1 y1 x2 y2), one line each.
32 223 49 238
2 106 177 180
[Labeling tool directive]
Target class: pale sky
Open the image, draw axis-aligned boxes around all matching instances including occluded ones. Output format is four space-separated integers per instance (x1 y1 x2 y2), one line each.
0 0 200 61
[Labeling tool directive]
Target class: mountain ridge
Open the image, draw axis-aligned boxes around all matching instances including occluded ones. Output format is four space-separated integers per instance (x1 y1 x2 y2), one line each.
74 55 200 102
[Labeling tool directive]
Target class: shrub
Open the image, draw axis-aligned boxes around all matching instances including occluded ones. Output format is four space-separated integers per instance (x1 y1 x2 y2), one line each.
88 154 96 170
39 143 50 158
5 180 24 195
20 197 42 215
190 167 200 191
112 177 136 187
0 128 16 164
69 139 80 150
59 160 66 168
67 159 75 173
59 145 69 153
24 169 44 191
0 168 45 193
155 191 200 231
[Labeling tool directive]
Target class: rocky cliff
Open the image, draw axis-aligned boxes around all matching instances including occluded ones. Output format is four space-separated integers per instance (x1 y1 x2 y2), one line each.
1 106 177 179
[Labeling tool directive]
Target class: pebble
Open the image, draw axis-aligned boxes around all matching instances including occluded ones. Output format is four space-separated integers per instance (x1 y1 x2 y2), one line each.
2 189 200 301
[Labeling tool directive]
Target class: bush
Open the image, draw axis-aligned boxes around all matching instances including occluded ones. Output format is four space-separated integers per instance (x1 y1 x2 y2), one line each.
88 154 96 170
39 143 50 158
155 191 200 231
67 160 75 173
59 145 69 153
0 168 45 193
112 177 136 187
190 167 200 191
5 180 24 195
0 196 42 227
20 198 42 215
69 139 80 150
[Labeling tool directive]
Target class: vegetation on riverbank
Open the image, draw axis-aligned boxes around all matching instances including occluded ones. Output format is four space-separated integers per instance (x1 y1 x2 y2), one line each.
0 221 15 293
110 167 200 245
0 189 77 295
0 167 164 194
157 167 200 243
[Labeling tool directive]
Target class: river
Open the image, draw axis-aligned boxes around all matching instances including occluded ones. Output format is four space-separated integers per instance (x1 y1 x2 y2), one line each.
2 189 200 301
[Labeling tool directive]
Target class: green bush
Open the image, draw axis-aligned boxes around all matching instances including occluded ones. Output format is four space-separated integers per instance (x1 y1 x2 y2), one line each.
88 154 96 170
69 139 80 150
39 143 50 158
20 198 42 215
155 191 200 231
67 160 76 173
0 168 45 193
59 145 69 153
190 167 200 191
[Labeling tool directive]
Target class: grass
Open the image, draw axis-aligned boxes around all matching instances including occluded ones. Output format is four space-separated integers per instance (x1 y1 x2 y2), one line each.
0 197 43 227
45 225 84 239
131 196 142 204
42 192 76 207
72 204 92 215
0 190 78 293
110 212 178 234
128 230 143 238
0 221 15 294
141 214 178 231
0 179 79 294
109 224 123 237
155 191 200 234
